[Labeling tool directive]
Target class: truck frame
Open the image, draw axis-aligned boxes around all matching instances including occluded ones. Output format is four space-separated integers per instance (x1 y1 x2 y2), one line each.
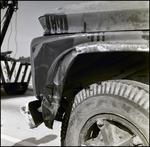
21 1 149 146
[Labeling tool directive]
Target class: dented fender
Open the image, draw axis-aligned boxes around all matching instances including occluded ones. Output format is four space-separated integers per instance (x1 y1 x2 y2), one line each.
42 41 149 129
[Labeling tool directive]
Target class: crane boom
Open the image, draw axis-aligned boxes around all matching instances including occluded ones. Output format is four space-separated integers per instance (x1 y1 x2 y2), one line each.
0 0 18 47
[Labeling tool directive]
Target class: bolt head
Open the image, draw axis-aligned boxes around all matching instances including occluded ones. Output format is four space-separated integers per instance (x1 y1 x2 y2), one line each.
96 119 104 127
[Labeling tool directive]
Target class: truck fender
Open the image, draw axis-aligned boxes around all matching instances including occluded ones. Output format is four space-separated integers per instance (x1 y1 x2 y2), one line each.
42 42 149 129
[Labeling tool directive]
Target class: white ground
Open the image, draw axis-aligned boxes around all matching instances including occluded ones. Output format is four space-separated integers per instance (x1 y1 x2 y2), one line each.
1 88 61 146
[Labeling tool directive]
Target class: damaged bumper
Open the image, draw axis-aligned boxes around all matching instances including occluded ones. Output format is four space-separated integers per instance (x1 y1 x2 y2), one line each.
20 100 43 129
20 94 59 129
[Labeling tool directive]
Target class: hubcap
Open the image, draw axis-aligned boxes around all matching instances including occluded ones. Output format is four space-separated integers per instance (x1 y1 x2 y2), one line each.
79 114 147 146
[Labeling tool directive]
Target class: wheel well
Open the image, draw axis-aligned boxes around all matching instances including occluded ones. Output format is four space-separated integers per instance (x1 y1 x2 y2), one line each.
64 52 148 91
56 52 149 116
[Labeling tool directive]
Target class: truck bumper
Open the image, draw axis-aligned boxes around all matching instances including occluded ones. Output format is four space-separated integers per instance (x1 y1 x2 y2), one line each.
20 100 43 129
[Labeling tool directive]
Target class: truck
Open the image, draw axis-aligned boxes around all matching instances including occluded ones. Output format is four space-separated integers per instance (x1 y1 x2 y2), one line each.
20 1 149 146
1 0 31 95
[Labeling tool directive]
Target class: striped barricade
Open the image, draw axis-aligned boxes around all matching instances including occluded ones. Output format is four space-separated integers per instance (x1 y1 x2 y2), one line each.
1 55 31 95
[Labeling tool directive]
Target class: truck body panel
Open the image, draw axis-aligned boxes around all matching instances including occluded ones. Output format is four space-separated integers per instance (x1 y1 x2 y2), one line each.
31 30 149 97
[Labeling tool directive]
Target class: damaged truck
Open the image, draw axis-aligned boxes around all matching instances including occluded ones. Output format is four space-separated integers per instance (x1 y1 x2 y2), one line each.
20 1 149 146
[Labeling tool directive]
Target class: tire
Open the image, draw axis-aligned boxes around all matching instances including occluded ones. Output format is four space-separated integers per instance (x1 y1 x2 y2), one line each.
61 80 149 146
4 83 28 95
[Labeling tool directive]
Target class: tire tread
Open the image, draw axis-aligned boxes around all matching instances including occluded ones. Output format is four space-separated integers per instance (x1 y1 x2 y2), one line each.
61 80 149 146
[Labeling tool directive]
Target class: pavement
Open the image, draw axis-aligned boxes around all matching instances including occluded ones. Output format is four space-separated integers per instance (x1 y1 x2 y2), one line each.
1 88 61 146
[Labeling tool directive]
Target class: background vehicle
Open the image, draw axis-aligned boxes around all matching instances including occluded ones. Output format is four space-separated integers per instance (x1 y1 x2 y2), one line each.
1 0 31 95
22 1 149 146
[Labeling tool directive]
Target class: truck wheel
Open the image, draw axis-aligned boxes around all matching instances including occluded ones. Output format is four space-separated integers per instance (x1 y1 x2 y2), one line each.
61 80 149 146
4 83 28 95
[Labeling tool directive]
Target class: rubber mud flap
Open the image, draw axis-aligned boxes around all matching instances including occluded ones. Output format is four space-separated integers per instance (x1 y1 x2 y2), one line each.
41 97 55 129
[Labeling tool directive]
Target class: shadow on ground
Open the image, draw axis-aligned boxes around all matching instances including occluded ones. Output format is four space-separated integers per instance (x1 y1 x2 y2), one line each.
12 135 58 146
1 88 34 99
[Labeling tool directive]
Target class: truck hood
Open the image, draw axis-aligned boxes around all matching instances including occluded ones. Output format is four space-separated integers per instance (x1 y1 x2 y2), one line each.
38 1 149 35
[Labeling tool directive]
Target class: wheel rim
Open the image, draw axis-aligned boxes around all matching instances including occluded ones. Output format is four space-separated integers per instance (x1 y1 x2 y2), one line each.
79 113 148 146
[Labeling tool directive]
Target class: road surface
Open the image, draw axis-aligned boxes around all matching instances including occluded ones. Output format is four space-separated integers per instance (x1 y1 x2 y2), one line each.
1 88 61 146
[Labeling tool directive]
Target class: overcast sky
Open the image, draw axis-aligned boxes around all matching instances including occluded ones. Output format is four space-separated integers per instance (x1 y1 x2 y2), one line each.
1 1 85 58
